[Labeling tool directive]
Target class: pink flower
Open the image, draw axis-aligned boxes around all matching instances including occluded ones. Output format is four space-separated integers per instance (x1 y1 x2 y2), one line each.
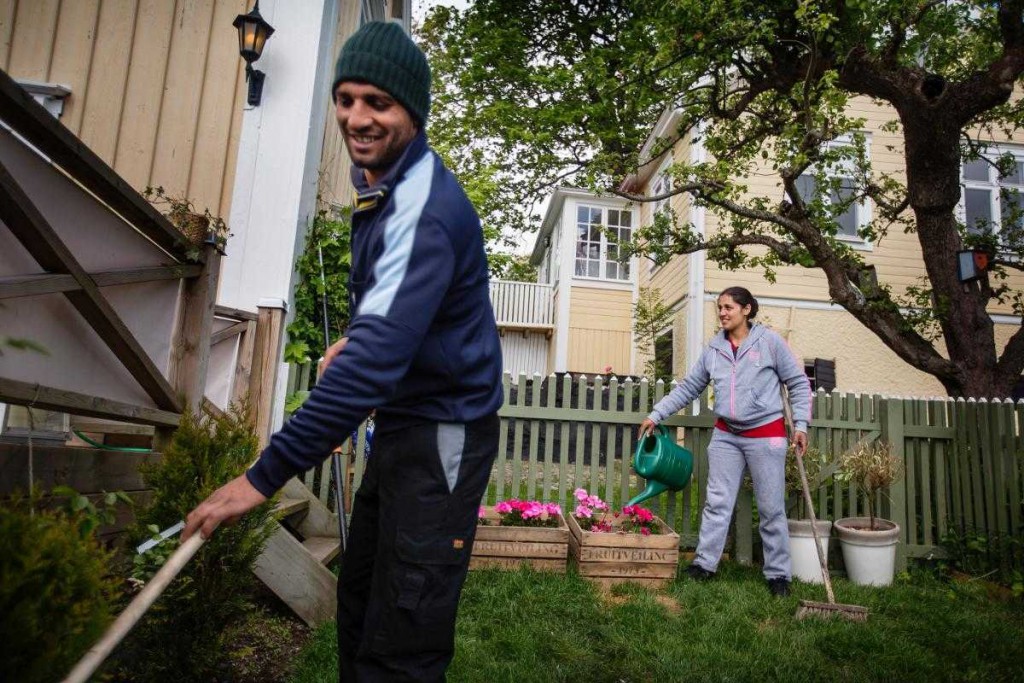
574 504 593 519
544 503 562 516
574 488 589 502
478 506 486 519
522 502 544 519
641 527 651 536
495 501 513 514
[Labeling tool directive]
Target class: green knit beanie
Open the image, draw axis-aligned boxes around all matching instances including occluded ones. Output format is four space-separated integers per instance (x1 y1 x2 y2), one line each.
331 21 431 126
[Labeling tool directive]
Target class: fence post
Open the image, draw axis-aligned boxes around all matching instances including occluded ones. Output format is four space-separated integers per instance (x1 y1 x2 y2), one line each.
880 397 908 572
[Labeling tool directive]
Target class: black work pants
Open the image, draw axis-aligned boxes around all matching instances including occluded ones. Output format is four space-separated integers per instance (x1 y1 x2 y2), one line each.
336 413 499 682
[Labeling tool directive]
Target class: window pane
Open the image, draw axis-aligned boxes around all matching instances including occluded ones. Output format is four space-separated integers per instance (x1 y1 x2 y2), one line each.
607 209 619 226
606 262 618 280
1003 188 1023 230
963 159 989 182
575 259 587 276
965 188 993 234
620 260 630 280
795 175 816 202
588 261 600 277
577 206 589 223
619 211 631 228
1004 162 1024 186
590 207 602 223
831 182 858 237
588 226 600 241
588 244 600 258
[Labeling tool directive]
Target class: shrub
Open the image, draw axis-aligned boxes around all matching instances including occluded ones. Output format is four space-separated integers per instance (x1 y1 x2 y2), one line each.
0 492 118 683
113 403 275 682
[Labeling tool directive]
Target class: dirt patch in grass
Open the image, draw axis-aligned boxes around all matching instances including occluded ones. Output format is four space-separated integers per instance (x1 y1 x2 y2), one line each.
221 591 312 683
599 586 682 615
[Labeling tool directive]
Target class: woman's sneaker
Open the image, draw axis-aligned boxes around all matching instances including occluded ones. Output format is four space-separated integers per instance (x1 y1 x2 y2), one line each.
686 564 715 581
766 578 791 597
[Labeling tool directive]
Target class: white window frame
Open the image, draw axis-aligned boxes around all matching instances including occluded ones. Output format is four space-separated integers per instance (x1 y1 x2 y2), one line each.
793 134 873 251
573 203 634 284
959 145 1024 240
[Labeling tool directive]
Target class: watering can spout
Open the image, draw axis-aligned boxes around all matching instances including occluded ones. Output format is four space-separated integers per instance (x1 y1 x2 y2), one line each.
626 480 669 507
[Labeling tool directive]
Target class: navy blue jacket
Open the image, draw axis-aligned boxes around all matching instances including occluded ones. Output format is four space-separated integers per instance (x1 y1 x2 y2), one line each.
246 133 504 497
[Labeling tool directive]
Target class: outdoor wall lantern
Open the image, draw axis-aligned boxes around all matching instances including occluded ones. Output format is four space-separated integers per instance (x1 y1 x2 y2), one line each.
233 1 275 106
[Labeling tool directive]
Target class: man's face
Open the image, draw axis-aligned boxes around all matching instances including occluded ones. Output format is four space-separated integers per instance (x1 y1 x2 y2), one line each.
334 81 418 184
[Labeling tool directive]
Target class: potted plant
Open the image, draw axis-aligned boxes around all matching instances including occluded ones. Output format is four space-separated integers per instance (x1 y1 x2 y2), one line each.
784 445 835 584
834 441 904 586
472 499 569 572
565 488 679 589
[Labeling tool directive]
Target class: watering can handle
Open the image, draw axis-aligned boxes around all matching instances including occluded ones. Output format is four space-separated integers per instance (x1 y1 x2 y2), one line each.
638 423 669 442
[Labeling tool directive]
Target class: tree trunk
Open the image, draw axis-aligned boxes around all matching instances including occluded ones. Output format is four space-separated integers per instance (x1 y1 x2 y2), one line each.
901 113 1005 397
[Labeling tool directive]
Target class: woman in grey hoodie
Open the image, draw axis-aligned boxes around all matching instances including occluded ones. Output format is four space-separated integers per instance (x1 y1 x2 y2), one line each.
639 287 811 596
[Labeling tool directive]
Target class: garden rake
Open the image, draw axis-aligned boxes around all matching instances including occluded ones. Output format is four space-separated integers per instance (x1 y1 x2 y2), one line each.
793 448 869 622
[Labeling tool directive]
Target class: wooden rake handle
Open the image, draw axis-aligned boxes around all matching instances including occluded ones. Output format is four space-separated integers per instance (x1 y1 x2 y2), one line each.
795 451 837 605
61 533 206 683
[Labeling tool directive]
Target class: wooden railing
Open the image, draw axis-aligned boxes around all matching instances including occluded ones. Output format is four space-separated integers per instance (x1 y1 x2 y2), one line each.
488 280 554 331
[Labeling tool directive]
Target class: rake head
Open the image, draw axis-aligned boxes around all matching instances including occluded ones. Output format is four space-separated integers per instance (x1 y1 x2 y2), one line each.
795 599 869 622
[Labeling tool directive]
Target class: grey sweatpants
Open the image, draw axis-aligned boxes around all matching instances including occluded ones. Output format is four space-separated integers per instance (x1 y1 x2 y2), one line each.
693 429 791 580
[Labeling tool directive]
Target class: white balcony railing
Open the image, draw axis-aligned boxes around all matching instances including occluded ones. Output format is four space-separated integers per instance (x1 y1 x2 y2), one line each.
488 279 554 331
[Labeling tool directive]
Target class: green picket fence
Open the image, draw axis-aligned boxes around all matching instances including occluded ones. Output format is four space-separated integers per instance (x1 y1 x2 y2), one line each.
284 365 1024 571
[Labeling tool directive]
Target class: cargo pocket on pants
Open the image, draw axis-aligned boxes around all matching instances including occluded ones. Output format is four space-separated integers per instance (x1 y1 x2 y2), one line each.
371 527 470 656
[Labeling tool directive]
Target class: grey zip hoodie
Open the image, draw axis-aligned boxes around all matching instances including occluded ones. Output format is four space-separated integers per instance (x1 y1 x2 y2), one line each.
648 323 812 433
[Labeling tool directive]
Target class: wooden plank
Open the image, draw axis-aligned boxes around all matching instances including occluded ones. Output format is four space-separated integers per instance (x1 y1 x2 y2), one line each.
589 375 602 496
1010 403 1024 538
214 304 258 322
274 497 309 518
557 374 571 508
605 376 618 506
0 443 162 493
6 0 59 82
574 375 586 496
0 264 202 299
881 398 907 571
210 319 250 346
932 399 949 541
249 305 285 447
302 535 341 565
44 0 101 136
956 398 974 531
620 378 634 508
918 398 933 547
472 540 568 559
510 374 526 498
526 374 542 500
469 557 565 572
0 68 193 260
0 377 180 427
0 0 17 72
0 160 181 411
542 375 555 503
168 244 220 412
903 400 918 547
576 545 678 565
230 320 257 406
77 0 136 162
253 524 337 627
991 400 1009 541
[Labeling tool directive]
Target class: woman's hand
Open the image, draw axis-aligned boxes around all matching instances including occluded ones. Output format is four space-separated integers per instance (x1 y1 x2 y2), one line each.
793 430 808 457
638 418 657 440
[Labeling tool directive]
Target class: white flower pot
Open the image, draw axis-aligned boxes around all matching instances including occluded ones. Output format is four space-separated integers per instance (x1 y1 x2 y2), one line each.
787 518 833 584
834 516 900 586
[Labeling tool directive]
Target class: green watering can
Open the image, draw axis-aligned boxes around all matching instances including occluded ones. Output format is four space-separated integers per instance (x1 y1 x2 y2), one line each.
626 425 694 507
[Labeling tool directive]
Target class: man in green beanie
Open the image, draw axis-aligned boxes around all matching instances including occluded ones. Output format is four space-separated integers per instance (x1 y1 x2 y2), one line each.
185 19 503 683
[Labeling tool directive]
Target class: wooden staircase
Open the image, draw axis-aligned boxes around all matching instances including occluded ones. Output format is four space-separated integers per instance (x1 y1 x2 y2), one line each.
254 478 341 626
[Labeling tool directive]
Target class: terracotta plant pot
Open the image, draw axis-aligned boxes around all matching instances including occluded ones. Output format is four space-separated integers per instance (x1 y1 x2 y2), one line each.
787 518 833 584
834 516 900 586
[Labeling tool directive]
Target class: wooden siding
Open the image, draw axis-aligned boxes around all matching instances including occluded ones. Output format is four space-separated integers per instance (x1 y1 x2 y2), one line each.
318 0 361 208
567 285 633 374
0 0 248 222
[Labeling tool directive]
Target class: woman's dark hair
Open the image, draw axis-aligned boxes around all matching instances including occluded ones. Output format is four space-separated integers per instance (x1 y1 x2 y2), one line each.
719 286 758 320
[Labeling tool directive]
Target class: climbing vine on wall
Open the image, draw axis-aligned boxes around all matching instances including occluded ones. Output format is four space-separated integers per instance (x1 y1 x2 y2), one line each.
285 207 352 364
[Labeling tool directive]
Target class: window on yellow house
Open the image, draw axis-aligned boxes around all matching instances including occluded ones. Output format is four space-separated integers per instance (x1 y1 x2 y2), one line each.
961 152 1024 238
648 168 673 275
791 136 871 246
574 204 632 281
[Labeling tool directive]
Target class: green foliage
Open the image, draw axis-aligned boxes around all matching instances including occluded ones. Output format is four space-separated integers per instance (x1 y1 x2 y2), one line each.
114 403 275 682
50 485 133 538
939 525 1024 597
490 253 539 281
0 492 119 683
632 287 674 380
144 185 230 259
420 0 1024 396
287 208 352 363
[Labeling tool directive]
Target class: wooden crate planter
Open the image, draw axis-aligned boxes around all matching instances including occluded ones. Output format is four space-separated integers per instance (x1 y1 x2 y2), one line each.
566 514 680 589
470 507 569 573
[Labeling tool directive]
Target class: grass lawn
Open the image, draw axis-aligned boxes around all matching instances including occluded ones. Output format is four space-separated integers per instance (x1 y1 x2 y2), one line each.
291 562 1024 682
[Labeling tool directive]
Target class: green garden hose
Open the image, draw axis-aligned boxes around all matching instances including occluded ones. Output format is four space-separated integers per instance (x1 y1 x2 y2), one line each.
73 429 152 453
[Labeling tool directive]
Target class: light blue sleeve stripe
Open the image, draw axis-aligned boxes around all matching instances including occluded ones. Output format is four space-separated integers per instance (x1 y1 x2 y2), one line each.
358 152 435 317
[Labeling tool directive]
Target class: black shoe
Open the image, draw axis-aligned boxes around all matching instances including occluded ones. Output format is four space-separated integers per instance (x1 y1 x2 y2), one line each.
767 578 791 597
686 563 715 581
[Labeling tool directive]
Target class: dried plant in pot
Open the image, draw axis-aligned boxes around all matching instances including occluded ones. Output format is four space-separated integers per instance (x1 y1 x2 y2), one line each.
144 186 230 258
834 441 905 586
